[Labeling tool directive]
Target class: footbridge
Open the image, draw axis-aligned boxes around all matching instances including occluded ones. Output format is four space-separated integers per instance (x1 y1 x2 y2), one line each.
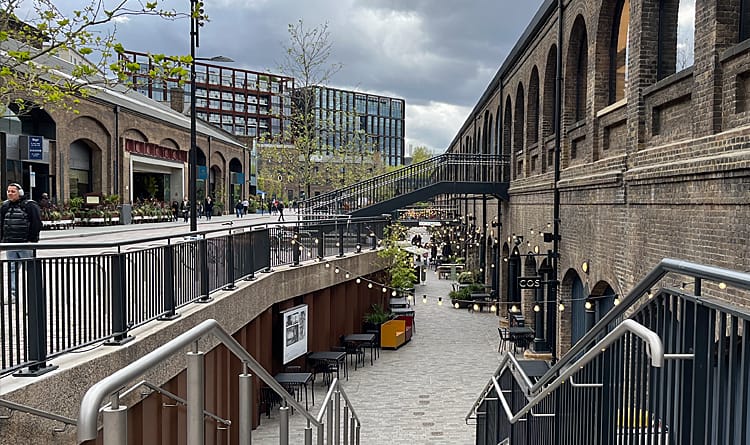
299 153 510 217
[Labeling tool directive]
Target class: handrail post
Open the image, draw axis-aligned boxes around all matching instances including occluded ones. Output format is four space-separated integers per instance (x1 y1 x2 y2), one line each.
239 371 252 445
106 252 133 345
245 231 256 281
337 225 345 257
280 404 290 445
14 256 57 376
103 392 127 445
317 230 325 260
317 423 324 445
334 390 341 444
187 350 205 445
159 244 180 320
327 399 334 443
197 238 211 302
292 226 301 266
224 235 236 290
343 405 349 443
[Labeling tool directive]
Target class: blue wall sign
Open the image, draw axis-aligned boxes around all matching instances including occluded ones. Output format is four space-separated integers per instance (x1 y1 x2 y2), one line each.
28 136 43 160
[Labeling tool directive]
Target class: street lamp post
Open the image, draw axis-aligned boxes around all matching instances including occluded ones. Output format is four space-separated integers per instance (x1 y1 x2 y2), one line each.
188 0 232 231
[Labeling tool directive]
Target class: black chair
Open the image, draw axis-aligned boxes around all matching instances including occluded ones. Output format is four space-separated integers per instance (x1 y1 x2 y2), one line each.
306 352 335 387
259 386 281 418
337 338 365 370
364 329 381 359
498 327 511 352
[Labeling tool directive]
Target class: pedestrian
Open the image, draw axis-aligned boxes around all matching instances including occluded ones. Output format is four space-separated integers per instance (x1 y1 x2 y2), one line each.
277 200 285 221
235 200 244 218
39 192 50 210
0 183 42 304
180 196 190 223
171 200 179 222
259 198 265 215
242 197 249 216
204 196 214 220
268 199 274 215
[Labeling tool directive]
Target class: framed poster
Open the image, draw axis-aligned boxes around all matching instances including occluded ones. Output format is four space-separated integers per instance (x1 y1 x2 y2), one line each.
281 304 308 364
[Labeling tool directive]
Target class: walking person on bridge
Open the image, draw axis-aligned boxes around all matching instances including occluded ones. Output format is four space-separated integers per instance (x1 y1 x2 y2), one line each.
0 183 42 304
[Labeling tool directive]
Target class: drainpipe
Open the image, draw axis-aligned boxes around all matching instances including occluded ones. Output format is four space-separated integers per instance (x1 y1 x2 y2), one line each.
114 105 119 195
550 0 563 363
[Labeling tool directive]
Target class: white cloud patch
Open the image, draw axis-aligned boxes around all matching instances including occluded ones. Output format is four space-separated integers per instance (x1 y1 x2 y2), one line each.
405 101 472 154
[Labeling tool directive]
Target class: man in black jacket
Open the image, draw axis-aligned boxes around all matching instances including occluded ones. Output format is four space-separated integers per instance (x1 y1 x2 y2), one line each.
0 183 42 304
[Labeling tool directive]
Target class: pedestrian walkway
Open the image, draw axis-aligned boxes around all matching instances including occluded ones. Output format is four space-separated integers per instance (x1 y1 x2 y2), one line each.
251 269 503 444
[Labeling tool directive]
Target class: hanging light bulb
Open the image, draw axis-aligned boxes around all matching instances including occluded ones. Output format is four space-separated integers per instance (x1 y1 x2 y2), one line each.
454 302 460 309
614 298 620 306
533 304 540 312
585 301 592 310
345 272 350 279
719 282 727 290
325 262 330 268
368 283 373 289
473 303 480 312
382 287 387 293
356 278 361 284
422 294 427 303
510 304 518 313
438 297 443 306
558 303 565 312
490 304 497 313
334 267 340 274
314 238 319 244
391 290 397 297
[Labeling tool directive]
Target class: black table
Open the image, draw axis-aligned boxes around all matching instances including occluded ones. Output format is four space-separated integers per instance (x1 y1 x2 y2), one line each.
274 372 314 409
344 333 377 366
308 351 347 381
389 297 410 308
508 327 535 353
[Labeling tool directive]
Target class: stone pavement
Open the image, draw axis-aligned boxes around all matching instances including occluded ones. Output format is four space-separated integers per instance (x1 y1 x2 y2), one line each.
251 269 503 445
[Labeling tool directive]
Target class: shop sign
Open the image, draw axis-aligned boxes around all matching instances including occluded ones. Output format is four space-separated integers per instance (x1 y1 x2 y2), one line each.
518 277 542 289
28 136 43 160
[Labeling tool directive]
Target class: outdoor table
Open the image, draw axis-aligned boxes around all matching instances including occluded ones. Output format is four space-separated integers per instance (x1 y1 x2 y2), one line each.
274 372 314 410
389 297 409 308
344 333 377 366
308 351 348 381
508 327 535 353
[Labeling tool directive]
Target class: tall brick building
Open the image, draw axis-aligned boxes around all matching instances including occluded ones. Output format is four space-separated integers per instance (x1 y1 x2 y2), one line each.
447 0 750 354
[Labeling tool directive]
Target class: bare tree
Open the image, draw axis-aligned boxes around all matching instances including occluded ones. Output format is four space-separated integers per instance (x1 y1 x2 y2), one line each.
258 20 383 199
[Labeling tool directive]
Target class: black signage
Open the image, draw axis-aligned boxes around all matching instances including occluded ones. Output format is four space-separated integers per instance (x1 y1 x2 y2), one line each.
518 277 542 289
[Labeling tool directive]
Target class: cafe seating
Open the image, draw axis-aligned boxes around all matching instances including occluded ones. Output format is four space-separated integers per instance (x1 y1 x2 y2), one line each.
498 327 511 352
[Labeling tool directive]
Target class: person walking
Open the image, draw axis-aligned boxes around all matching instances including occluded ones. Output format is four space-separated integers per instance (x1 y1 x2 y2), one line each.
235 199 244 218
242 198 249 216
277 200 285 221
171 200 180 222
204 196 214 220
180 197 190 223
0 183 42 304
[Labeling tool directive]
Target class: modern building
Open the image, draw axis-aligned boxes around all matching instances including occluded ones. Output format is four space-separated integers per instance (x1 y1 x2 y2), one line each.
307 86 405 168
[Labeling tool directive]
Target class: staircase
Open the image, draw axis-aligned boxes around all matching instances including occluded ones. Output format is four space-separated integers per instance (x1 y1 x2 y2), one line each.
467 259 750 445
300 153 510 217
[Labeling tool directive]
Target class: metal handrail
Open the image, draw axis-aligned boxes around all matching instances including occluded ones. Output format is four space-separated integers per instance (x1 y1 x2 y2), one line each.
466 319 663 424
0 398 77 430
530 258 750 394
77 319 332 443
98 380 231 427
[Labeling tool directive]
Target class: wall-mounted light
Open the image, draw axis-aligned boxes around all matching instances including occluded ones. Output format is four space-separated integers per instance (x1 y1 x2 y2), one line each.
719 282 727 290
534 245 540 254
581 260 590 274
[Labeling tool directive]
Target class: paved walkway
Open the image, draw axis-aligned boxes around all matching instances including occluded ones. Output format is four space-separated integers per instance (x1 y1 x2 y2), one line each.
251 269 503 444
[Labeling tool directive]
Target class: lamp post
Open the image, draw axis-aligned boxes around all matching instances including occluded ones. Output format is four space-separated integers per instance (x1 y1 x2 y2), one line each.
189 0 232 231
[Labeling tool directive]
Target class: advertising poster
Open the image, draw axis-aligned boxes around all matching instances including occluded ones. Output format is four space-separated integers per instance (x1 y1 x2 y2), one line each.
281 304 308 364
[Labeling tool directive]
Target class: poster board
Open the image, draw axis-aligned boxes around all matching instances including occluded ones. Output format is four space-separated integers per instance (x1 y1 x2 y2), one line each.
281 304 308 364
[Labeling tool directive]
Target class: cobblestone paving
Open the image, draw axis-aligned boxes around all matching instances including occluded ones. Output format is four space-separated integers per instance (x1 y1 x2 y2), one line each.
251 270 502 444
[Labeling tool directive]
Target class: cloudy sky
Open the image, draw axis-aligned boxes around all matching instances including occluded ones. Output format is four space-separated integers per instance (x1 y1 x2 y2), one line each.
110 1 542 154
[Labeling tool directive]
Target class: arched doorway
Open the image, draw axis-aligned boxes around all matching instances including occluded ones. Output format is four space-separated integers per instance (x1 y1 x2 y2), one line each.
228 157 243 211
4 104 56 200
69 140 97 198
196 148 207 202
570 274 586 344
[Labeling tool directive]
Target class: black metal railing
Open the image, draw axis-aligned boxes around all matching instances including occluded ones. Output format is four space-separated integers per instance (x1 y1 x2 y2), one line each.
469 259 750 445
300 153 508 215
0 216 389 377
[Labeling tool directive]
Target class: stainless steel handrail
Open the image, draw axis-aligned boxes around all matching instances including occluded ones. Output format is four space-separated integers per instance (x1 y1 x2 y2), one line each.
0 398 77 429
77 319 329 443
466 319 663 424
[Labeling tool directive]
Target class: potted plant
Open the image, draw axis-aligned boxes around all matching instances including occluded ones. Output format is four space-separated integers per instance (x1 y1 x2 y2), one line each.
377 223 417 295
362 304 393 334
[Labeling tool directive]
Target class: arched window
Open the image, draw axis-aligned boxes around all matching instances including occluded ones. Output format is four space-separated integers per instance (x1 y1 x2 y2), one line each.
741 0 750 42
610 0 630 103
566 16 588 124
658 0 695 79
528 67 540 145
513 84 525 179
575 34 588 121
503 97 513 182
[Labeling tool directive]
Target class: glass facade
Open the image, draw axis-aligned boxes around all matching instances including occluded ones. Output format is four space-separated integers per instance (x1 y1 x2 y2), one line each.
311 86 405 166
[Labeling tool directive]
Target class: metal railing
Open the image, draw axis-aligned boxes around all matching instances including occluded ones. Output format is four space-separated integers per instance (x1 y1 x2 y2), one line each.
467 259 750 445
0 216 389 377
299 153 508 215
78 318 361 445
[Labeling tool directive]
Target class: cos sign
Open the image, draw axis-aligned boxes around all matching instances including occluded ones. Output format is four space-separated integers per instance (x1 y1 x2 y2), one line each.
518 277 542 289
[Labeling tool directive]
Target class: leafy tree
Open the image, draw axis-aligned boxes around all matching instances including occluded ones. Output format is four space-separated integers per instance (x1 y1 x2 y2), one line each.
258 20 384 199
411 145 433 164
0 0 191 115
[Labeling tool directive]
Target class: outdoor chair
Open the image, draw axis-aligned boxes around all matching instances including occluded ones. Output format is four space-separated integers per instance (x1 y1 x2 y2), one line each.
259 386 281 418
498 327 511 352
338 337 365 370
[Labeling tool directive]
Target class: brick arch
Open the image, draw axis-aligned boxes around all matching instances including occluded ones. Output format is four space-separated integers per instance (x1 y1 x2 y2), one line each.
159 138 179 150
69 116 110 195
527 66 540 147
657 0 695 79
122 128 148 142
589 280 616 324
560 268 586 350
502 96 513 182
565 15 589 125
542 44 557 140
513 83 525 179
494 105 501 155
594 0 630 108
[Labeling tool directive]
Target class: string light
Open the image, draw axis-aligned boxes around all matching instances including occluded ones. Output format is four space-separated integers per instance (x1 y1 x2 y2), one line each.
368 283 373 289
613 298 620 306
585 301 592 310
454 302 460 309
422 294 427 303
345 272 350 279
490 304 497 313
356 278 361 284
438 297 443 306
391 290 397 297
719 282 727 290
533 304 540 312
473 303 480 312
510 304 518 313
382 287 387 293
325 262 330 269
558 303 565 312
334 267 340 274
